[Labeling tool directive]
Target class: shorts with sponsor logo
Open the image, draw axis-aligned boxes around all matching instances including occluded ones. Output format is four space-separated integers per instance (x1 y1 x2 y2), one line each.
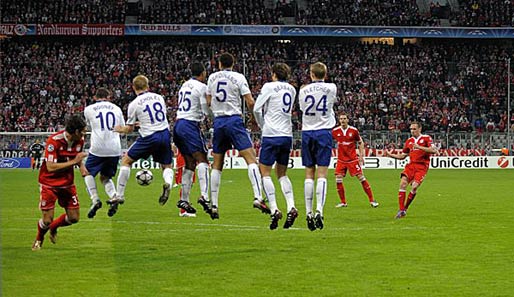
335 159 362 177
173 119 207 156
39 185 79 210
301 129 332 167
85 153 119 178
259 136 292 166
127 129 173 165
212 115 252 154
401 163 429 184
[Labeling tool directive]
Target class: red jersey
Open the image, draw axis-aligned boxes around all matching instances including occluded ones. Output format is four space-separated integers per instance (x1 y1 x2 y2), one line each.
39 131 84 188
332 125 361 162
403 134 433 166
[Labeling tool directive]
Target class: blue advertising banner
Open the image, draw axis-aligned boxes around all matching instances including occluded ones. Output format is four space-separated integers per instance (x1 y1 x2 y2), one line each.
0 158 32 169
3 24 514 38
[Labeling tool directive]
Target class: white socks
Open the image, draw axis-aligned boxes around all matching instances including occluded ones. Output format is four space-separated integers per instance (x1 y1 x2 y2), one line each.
304 179 314 214
102 178 116 199
197 162 210 200
181 169 194 202
84 175 99 201
279 176 295 212
210 169 222 207
316 178 327 215
116 166 130 199
262 176 277 213
162 167 174 187
247 163 262 200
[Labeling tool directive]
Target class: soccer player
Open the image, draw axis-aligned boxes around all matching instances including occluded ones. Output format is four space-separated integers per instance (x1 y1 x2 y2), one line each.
385 121 438 219
174 148 197 217
254 62 298 230
29 139 44 170
31 115 88 251
332 113 379 208
111 75 174 216
173 62 211 217
83 88 125 218
206 52 268 219
299 62 337 231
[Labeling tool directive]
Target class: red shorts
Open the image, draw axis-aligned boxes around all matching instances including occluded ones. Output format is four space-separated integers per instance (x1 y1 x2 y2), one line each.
401 163 428 184
39 185 79 210
335 160 362 177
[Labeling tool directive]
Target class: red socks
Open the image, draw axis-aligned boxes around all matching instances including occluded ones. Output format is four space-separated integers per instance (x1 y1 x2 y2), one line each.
36 219 49 241
361 180 374 202
398 191 406 211
405 192 416 209
49 214 71 230
336 182 346 204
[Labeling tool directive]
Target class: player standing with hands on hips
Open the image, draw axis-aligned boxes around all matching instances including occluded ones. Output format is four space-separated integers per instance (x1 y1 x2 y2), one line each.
332 113 379 208
111 75 175 216
385 121 438 219
299 62 337 231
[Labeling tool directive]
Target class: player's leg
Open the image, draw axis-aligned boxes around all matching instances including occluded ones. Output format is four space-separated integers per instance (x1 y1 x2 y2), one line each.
48 187 80 244
84 154 103 218
32 208 54 251
335 170 347 207
209 153 224 219
193 152 211 214
304 166 316 231
314 166 328 229
312 130 332 230
260 162 281 229
406 170 425 210
356 172 378 207
395 174 410 219
176 155 197 214
276 163 297 229
240 147 269 214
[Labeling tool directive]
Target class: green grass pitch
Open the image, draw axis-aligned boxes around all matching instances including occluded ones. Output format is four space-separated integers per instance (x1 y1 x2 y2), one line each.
1 169 513 296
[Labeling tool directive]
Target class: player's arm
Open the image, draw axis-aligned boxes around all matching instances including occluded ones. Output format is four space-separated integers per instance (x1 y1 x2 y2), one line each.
199 87 213 118
384 150 408 160
357 136 365 165
243 93 255 112
114 124 134 134
413 143 438 154
253 89 269 129
46 152 88 172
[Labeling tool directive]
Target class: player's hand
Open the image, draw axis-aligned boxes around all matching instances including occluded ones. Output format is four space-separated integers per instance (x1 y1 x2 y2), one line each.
413 143 421 150
74 152 88 164
114 125 124 133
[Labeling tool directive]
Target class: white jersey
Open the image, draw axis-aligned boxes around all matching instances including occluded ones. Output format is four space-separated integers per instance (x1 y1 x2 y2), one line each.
254 81 297 137
206 70 251 117
84 101 125 157
299 81 337 131
176 78 208 122
127 91 169 137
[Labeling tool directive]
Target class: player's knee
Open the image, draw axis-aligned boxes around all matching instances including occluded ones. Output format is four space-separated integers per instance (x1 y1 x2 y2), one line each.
335 176 343 183
358 175 366 182
68 216 79 224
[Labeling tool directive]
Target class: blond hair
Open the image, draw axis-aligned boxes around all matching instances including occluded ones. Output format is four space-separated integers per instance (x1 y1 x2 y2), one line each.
310 62 327 80
133 75 149 91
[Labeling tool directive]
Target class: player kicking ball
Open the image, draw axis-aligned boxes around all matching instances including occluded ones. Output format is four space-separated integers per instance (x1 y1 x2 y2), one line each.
385 121 438 219
332 113 379 208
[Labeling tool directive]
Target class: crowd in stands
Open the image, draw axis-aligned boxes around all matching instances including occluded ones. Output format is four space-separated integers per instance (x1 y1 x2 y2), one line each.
1 0 513 27
1 38 511 143
1 0 126 24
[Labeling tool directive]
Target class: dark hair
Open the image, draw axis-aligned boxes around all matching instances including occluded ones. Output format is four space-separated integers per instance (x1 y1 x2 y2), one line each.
95 87 110 99
272 63 290 81
65 114 87 134
411 121 422 129
191 62 206 77
219 53 235 68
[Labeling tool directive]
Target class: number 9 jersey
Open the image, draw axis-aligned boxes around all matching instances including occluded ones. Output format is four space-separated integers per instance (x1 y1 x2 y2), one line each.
127 91 169 137
84 100 125 157
299 82 337 131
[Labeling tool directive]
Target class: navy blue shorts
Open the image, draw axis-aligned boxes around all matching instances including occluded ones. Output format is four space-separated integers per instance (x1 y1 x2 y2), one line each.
85 153 119 178
127 129 173 165
301 129 332 167
259 136 292 166
173 119 207 156
212 115 253 154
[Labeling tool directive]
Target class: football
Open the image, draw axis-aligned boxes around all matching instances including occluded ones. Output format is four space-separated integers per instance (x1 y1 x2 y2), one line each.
135 169 153 186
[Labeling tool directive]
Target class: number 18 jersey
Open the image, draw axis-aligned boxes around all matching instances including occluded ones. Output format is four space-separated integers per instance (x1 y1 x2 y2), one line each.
84 101 125 157
127 91 169 137
299 81 337 131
